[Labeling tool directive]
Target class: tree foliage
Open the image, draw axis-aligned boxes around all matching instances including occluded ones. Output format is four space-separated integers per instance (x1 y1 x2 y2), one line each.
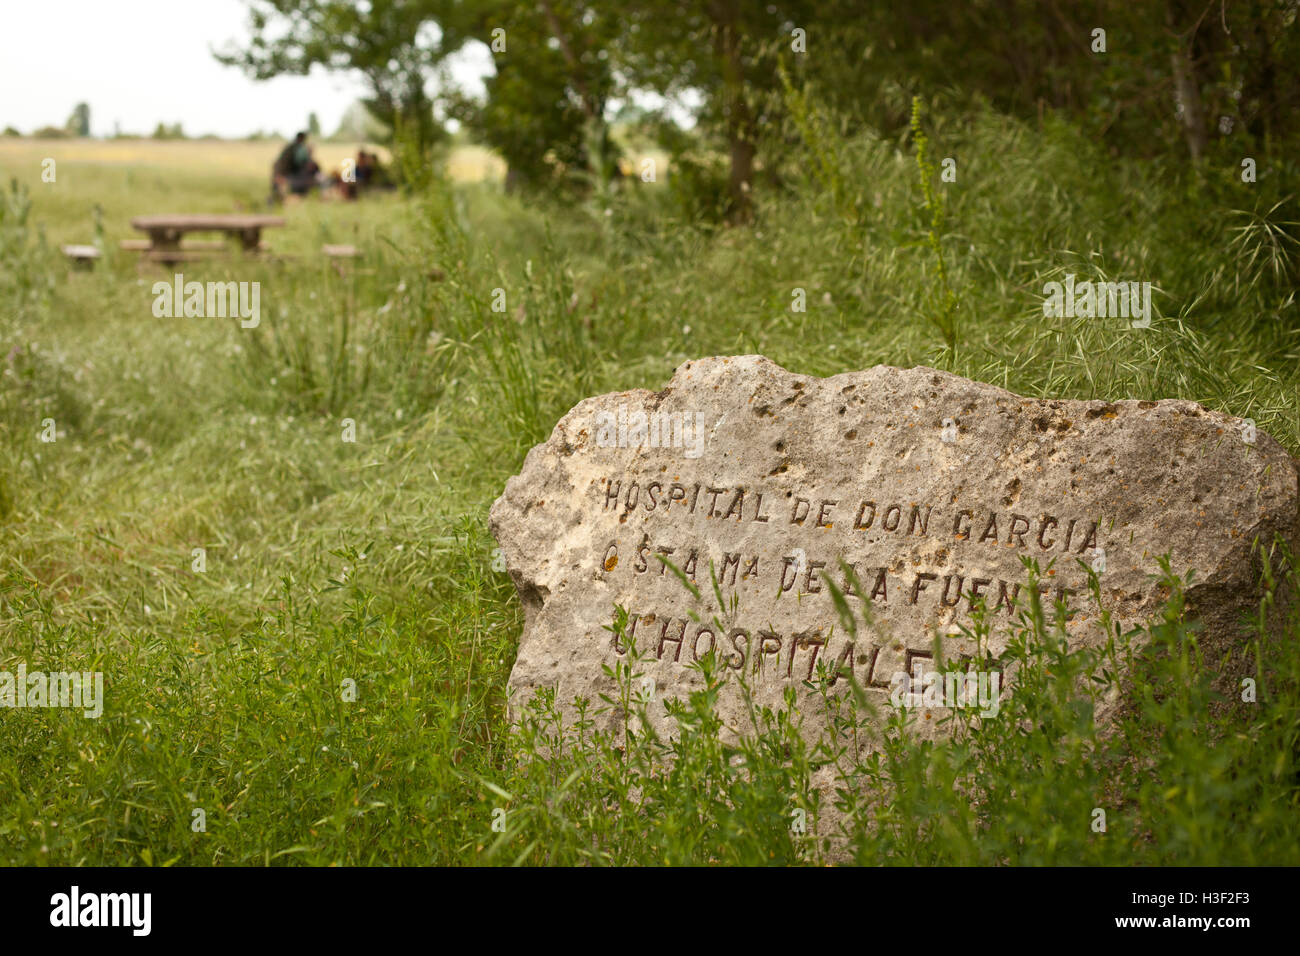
219 0 1300 214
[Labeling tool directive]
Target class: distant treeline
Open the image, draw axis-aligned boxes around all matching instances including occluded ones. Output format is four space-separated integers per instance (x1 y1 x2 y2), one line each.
6 108 378 143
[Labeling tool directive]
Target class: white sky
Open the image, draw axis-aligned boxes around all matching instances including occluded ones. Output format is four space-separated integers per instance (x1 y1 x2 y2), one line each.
0 0 494 138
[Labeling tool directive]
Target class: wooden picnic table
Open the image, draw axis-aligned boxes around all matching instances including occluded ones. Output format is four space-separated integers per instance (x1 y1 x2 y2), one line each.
130 214 286 261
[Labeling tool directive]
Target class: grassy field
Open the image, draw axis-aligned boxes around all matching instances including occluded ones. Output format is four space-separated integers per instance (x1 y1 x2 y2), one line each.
1 112 1298 865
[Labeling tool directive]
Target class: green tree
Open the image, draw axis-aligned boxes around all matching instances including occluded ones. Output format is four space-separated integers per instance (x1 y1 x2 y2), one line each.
65 102 91 138
612 0 826 223
446 0 620 192
151 122 184 140
216 0 471 159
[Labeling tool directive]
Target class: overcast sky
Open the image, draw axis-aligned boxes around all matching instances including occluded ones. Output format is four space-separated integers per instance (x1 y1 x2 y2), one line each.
0 0 493 138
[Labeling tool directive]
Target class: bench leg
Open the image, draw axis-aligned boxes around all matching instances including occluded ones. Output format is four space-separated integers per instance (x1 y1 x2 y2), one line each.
149 229 182 266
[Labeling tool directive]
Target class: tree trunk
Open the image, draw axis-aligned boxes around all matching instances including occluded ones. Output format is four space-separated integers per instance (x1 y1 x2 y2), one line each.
709 0 754 224
1244 0 1277 145
727 134 755 224
539 0 612 190
1167 1 1208 162
539 0 600 122
1170 46 1208 161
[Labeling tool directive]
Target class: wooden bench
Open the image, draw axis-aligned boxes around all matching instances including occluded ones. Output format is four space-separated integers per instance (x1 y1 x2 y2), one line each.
61 244 102 270
129 214 285 266
121 238 228 253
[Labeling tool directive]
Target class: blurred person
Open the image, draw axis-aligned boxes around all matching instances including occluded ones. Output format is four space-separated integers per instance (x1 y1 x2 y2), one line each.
270 131 319 204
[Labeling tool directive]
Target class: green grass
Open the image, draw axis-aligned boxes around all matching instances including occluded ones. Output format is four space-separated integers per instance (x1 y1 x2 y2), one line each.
0 103 1297 865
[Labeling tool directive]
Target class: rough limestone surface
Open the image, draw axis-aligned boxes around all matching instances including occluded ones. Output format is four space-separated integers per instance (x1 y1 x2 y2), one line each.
490 355 1298 751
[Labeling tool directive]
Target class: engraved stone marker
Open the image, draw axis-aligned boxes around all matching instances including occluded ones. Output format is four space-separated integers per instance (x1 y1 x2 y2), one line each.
490 356 1298 747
